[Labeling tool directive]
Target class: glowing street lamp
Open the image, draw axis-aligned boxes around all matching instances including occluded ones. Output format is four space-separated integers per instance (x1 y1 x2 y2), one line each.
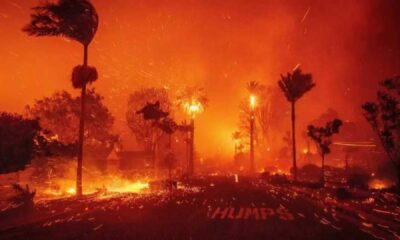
249 94 256 174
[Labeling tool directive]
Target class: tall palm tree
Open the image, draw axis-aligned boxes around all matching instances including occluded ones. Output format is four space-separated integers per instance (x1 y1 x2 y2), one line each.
278 68 315 181
176 86 208 175
246 81 263 174
23 0 99 196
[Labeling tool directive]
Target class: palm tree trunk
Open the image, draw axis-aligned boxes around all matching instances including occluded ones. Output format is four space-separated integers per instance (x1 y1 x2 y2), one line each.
189 119 195 175
76 44 88 197
291 101 297 181
321 155 325 187
250 110 255 174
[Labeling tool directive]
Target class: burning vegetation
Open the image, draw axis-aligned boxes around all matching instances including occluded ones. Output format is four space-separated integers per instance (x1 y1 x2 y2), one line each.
1 0 400 239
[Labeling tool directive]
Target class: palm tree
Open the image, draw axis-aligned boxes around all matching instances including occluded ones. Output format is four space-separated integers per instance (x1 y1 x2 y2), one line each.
247 81 263 94
278 68 315 181
176 86 208 175
23 0 99 196
246 81 264 174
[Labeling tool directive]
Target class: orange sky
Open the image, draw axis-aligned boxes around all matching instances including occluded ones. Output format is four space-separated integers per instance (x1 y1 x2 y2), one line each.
1 0 400 157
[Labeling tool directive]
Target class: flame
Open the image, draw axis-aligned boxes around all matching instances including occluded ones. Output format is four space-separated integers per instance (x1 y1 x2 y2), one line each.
249 95 256 109
66 187 76 195
368 179 393 190
104 179 149 193
183 100 203 118
37 162 151 199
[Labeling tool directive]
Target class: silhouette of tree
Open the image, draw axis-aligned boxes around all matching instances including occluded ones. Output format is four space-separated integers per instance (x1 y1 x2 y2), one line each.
0 112 45 174
176 86 208 175
136 101 169 121
126 88 171 165
26 89 117 166
307 119 342 186
311 108 339 126
278 68 315 181
362 76 400 194
247 81 263 95
157 117 178 135
239 84 289 157
136 101 180 181
23 0 99 196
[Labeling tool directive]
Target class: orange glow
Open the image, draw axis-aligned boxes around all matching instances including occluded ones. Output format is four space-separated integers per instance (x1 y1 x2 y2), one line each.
0 0 399 159
38 162 151 199
249 95 256 110
66 187 76 195
43 178 150 198
368 179 394 190
184 100 203 119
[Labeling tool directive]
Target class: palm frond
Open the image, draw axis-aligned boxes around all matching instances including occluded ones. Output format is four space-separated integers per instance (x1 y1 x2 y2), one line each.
278 68 315 102
23 0 98 46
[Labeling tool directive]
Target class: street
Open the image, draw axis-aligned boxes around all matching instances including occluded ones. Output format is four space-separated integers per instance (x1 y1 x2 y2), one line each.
1 176 398 240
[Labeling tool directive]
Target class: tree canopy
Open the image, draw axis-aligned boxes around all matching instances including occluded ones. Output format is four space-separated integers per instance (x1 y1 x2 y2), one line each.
126 88 171 153
308 119 343 157
26 89 117 157
278 68 315 103
23 0 98 46
0 113 45 174
362 76 400 167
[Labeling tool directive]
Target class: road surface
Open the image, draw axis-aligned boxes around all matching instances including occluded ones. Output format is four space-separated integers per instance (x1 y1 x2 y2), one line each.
0 176 399 240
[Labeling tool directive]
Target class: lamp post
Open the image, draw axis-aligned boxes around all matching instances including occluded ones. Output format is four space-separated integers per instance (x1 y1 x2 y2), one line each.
249 94 256 174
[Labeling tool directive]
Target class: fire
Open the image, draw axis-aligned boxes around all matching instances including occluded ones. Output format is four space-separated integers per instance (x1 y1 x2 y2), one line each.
249 95 256 109
42 178 150 199
269 168 289 175
37 163 151 198
368 179 393 190
183 100 203 118
66 187 76 195
103 179 149 193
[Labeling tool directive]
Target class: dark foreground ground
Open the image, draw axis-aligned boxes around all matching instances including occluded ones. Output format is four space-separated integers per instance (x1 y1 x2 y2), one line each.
1 176 399 240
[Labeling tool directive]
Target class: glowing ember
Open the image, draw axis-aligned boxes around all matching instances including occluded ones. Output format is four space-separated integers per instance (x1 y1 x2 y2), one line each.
368 179 393 190
106 180 149 193
183 100 203 119
249 95 256 109
66 187 76 195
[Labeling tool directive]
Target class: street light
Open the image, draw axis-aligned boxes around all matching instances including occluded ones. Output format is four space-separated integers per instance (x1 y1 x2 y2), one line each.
249 94 256 174
184 100 203 175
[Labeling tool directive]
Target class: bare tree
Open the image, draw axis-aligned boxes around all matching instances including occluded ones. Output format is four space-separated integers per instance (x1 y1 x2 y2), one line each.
23 0 99 196
278 68 315 181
